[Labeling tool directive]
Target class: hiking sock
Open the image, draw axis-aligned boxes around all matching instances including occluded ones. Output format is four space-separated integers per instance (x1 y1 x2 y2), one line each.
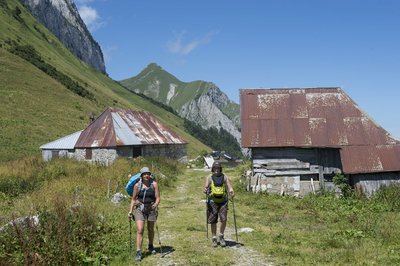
212 236 218 247
135 250 142 261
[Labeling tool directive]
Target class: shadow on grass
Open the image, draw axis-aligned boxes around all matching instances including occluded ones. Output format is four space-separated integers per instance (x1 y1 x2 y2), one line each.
225 239 244 247
143 245 175 258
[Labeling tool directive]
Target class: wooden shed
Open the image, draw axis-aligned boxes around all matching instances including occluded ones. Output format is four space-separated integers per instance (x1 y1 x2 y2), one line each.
240 88 400 196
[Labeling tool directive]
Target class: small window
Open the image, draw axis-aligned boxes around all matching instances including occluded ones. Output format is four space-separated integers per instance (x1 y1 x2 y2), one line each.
52 150 59 159
85 149 92 159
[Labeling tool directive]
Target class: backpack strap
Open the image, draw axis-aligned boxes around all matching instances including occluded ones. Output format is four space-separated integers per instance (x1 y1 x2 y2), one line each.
136 179 154 202
207 174 212 185
210 174 226 185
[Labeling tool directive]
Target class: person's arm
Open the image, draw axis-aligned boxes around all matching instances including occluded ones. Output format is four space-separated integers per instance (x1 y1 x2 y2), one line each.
128 183 139 218
152 181 160 209
226 175 234 198
204 176 210 194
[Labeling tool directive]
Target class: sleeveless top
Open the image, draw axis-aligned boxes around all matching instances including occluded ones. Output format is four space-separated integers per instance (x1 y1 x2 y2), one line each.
137 181 156 205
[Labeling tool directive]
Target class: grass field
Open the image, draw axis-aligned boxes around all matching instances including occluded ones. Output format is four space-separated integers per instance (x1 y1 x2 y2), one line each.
1 157 400 265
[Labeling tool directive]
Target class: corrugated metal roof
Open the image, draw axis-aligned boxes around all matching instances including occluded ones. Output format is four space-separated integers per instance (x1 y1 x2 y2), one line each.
240 88 400 174
341 145 400 174
112 112 142 145
40 131 82 150
75 107 187 148
75 108 116 148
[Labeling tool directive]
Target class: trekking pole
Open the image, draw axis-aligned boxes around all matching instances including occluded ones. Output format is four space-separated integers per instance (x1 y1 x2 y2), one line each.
155 211 164 257
129 217 132 252
231 196 239 244
205 192 209 239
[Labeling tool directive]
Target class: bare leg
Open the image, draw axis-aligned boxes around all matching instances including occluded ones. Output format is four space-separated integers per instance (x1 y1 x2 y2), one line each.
220 220 227 235
211 223 217 237
147 221 155 246
136 220 144 251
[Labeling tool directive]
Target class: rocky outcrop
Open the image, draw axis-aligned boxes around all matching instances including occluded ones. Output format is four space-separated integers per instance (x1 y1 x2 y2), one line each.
20 0 105 73
204 84 240 127
180 86 241 144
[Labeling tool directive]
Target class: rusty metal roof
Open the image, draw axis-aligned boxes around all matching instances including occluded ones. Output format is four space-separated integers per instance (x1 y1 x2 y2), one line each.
240 88 400 174
341 145 400 173
75 107 187 148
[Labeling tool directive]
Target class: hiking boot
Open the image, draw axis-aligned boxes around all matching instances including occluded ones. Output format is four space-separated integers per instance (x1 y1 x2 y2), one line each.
135 250 142 261
219 235 226 247
212 237 218 247
148 244 156 255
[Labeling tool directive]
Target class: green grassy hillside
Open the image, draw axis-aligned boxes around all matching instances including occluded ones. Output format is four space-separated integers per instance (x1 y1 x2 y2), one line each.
0 0 210 161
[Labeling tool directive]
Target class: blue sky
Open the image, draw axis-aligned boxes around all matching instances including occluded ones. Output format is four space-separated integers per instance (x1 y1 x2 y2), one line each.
76 0 400 139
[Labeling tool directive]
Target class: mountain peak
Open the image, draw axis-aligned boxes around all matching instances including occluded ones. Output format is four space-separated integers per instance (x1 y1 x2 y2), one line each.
119 64 241 145
146 63 162 70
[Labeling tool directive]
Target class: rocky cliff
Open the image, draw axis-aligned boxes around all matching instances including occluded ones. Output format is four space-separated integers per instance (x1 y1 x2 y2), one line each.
180 84 241 143
20 0 105 73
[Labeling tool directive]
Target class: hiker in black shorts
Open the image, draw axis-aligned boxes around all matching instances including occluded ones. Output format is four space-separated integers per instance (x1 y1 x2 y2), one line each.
204 162 234 247
128 167 160 261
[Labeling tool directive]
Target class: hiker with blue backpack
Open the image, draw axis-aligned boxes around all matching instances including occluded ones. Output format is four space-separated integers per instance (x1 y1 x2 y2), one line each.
128 167 160 261
204 162 234 247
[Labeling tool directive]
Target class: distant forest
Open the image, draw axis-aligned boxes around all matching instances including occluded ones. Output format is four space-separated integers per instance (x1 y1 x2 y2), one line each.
132 91 243 158
183 120 242 158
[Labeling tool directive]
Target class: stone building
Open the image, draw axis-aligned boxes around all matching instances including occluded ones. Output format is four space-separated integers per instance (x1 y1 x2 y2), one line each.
41 107 187 165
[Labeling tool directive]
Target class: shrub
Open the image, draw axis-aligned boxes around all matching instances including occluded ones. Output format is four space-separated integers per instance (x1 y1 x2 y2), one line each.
0 197 110 265
333 173 352 198
372 183 400 211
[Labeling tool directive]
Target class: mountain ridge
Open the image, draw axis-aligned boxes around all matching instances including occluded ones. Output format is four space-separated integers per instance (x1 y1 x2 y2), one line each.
19 0 106 73
120 63 241 144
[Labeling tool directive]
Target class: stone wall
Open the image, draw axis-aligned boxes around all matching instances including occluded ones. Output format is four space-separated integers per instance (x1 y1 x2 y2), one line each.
143 144 187 162
44 144 187 165
74 148 117 166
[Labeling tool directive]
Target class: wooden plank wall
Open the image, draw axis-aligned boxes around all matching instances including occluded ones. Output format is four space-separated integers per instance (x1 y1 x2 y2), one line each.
249 147 342 196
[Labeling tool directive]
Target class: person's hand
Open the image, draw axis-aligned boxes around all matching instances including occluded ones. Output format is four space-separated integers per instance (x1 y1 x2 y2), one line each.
128 211 133 220
151 203 158 209
230 190 234 198
203 186 209 194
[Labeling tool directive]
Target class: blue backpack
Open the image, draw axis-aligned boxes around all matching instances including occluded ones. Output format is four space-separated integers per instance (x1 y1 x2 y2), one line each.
125 173 141 196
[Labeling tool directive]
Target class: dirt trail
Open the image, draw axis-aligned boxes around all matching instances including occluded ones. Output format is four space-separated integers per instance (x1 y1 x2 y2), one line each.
135 168 274 266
